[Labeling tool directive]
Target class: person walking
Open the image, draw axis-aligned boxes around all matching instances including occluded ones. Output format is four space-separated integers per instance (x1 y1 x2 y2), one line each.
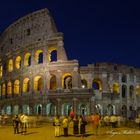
91 113 101 135
13 115 20 134
20 114 29 134
53 115 61 137
62 116 69 137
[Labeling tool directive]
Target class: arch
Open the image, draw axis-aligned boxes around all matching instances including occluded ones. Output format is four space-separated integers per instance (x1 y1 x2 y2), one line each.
23 78 30 93
46 103 56 116
14 80 20 94
48 47 57 62
24 52 31 66
22 104 30 115
136 85 140 95
2 83 6 96
8 59 13 72
0 59 2 78
107 104 114 116
34 76 43 92
50 74 57 90
95 104 103 115
121 105 127 117
62 103 72 116
62 73 72 89
78 103 88 116
35 104 42 115
129 85 134 98
81 79 88 88
122 85 127 98
6 105 12 115
35 50 43 64
15 56 21 69
92 78 102 91
7 82 12 95
122 74 127 83
112 83 120 93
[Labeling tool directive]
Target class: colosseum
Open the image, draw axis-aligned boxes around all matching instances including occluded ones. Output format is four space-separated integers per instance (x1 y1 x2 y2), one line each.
0 8 140 118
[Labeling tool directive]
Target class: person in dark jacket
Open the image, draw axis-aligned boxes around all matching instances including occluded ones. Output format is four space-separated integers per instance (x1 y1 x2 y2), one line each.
79 115 87 137
73 115 79 135
13 115 20 134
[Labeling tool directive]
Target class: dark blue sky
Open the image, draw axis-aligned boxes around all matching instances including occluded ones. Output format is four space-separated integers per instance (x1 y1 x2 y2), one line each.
0 0 140 67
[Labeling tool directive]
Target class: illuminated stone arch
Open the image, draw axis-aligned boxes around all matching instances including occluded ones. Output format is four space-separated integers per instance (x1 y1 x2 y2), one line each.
136 85 140 95
14 80 20 94
2 83 6 96
62 73 72 89
92 78 102 91
34 76 43 92
62 103 72 116
15 56 21 69
7 82 12 95
129 85 134 98
48 47 57 62
46 103 56 116
107 104 115 116
81 79 88 88
23 78 30 93
8 59 13 72
6 105 12 115
24 52 31 66
78 103 89 115
0 59 2 78
35 50 43 64
112 83 120 93
95 104 103 115
50 74 57 90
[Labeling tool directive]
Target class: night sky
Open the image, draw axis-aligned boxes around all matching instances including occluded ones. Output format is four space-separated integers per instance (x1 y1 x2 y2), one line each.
0 0 140 67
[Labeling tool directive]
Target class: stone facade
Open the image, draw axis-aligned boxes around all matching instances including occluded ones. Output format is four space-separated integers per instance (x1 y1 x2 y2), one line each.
0 8 140 118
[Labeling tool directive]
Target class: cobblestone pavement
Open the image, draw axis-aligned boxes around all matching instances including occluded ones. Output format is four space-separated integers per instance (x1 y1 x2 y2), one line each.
0 123 140 140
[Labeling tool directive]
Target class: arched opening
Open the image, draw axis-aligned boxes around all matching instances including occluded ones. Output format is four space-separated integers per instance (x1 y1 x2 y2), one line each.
107 104 114 116
80 104 87 116
36 104 42 115
112 83 120 93
122 105 127 117
7 82 12 95
122 85 127 98
95 104 103 115
62 103 72 116
14 80 20 95
35 50 43 64
122 75 127 83
2 83 6 96
50 74 57 90
48 47 57 62
129 85 134 99
6 105 12 115
136 85 140 95
0 59 2 78
8 59 13 72
92 79 102 91
62 73 72 89
23 78 30 93
46 103 56 116
15 56 21 69
34 76 42 92
24 53 31 66
81 79 87 88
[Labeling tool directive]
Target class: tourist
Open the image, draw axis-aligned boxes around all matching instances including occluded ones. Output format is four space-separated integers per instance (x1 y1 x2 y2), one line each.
53 115 61 137
73 115 79 136
79 115 87 137
62 116 69 136
12 115 20 134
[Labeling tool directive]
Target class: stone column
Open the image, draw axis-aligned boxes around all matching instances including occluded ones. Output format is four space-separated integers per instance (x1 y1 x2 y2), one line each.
57 98 61 115
73 98 77 113
72 67 79 89
90 96 95 114
56 70 63 90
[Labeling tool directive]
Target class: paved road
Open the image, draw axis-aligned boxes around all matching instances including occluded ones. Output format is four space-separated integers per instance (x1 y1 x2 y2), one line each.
0 123 140 140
